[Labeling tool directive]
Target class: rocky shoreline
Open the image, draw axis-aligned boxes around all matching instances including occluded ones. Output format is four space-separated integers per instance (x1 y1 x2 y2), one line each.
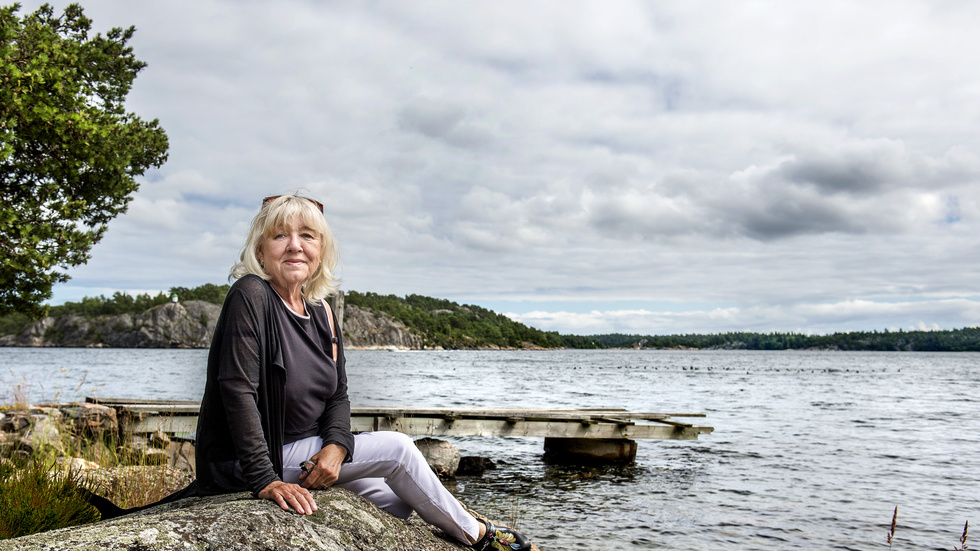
0 300 426 350
0 403 530 550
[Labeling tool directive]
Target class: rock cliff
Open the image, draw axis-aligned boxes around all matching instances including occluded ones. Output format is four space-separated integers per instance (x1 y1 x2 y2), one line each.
343 304 424 349
0 301 221 348
0 299 424 349
0 489 478 551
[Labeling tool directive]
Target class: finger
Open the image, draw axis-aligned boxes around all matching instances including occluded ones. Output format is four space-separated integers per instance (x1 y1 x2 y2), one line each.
289 486 318 514
284 490 312 515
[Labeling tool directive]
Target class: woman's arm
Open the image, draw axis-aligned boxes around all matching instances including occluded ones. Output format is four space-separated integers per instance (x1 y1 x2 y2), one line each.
315 302 355 461
213 286 279 492
214 282 319 514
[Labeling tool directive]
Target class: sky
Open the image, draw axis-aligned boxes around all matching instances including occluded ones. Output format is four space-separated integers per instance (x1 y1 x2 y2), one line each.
20 0 980 336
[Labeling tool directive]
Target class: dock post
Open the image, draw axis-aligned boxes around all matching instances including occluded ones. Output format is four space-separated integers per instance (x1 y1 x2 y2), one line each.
543 437 638 465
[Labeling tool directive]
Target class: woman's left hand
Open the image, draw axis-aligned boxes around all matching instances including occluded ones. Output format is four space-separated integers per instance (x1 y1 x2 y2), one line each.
299 443 347 489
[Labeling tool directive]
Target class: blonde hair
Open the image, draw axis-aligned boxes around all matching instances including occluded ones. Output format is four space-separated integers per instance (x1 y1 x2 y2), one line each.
231 195 340 303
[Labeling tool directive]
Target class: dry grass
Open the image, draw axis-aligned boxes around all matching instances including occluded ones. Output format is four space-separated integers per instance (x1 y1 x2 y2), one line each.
0 402 193 539
887 506 897 548
955 521 970 551
886 506 971 550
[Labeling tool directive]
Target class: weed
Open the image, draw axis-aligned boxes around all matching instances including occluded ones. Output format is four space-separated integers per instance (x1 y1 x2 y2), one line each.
955 521 969 551
0 402 192 539
887 506 897 548
0 459 100 539
885 506 971 551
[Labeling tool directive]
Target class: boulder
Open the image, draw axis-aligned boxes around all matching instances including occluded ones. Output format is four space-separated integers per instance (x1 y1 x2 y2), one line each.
26 415 63 454
414 437 460 478
0 409 32 434
0 489 474 551
457 456 496 475
59 403 118 438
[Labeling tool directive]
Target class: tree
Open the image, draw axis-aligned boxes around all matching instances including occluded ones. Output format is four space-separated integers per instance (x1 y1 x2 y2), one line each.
0 3 168 318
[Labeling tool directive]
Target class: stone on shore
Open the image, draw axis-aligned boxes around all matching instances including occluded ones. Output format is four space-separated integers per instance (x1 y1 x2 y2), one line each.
414 437 461 478
0 489 475 551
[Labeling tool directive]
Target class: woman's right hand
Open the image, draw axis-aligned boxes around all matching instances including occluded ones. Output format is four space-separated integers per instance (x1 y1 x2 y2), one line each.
257 480 318 515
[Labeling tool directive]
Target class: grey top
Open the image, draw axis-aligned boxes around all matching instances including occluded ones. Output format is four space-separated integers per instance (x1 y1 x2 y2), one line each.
271 294 340 444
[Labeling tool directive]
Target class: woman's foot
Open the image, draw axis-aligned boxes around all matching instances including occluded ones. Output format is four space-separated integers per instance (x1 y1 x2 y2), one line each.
472 518 532 551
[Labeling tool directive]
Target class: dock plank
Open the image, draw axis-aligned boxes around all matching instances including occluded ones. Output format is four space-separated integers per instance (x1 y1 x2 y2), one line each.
87 397 713 441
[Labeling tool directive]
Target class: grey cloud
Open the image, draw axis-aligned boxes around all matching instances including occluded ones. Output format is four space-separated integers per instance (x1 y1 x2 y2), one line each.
397 100 494 149
771 140 979 196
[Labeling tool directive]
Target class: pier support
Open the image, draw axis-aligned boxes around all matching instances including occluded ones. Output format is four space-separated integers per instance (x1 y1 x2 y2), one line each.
543 437 638 465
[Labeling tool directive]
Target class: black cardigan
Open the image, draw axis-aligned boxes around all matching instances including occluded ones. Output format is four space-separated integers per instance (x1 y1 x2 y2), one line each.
195 274 354 495
87 275 355 518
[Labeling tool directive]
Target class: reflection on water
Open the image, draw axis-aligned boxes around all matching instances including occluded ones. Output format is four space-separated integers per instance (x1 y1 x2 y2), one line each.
1 348 977 550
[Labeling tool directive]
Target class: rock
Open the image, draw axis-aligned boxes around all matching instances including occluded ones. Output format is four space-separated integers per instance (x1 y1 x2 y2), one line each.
80 465 194 499
0 431 31 456
414 437 460 478
149 429 171 448
0 409 32 434
26 415 63 454
57 457 101 471
59 403 118 438
0 489 475 551
344 304 424 349
457 456 496 475
164 440 196 474
0 300 432 350
0 301 221 349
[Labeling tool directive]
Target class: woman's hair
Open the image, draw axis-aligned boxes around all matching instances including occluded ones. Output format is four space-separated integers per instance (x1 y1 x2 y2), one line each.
230 195 340 303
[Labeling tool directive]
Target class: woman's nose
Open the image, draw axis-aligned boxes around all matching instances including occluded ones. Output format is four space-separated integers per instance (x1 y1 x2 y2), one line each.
286 234 302 251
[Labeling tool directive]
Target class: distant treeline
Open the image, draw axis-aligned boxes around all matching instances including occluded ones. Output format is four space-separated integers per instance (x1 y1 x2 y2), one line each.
589 328 980 352
345 291 598 349
1 284 977 351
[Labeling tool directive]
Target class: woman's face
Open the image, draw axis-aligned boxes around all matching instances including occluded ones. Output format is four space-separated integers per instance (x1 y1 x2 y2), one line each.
258 218 321 293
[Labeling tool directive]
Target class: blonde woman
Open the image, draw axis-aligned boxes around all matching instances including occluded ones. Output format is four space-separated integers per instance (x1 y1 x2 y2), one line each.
192 195 531 550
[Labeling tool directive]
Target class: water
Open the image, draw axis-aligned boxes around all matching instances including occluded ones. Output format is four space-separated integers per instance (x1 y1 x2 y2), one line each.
2 348 977 550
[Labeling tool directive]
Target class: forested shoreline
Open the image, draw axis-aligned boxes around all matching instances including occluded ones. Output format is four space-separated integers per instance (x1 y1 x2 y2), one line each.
1 285 978 351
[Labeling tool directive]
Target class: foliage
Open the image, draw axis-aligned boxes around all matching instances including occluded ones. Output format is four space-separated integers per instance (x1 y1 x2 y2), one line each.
2 279 979 352
588 327 980 352
0 458 100 539
169 282 229 305
346 290 574 349
0 3 169 319
0 282 229 335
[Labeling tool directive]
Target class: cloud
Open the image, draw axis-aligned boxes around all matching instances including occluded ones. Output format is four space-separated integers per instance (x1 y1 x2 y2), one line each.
507 298 980 336
19 0 979 336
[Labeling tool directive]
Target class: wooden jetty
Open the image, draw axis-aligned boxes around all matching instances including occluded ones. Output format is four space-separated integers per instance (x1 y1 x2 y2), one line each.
87 397 713 463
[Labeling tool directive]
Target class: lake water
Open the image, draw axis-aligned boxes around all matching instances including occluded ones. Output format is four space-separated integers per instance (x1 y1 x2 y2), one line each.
2 348 977 550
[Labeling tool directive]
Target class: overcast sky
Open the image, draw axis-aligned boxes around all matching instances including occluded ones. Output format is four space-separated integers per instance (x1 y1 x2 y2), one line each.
24 0 980 336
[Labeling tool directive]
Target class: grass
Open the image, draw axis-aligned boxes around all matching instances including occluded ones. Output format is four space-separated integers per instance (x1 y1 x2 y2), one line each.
0 404 191 540
0 458 101 539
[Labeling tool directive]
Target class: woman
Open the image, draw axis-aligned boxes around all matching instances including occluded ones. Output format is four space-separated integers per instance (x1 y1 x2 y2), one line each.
193 195 531 550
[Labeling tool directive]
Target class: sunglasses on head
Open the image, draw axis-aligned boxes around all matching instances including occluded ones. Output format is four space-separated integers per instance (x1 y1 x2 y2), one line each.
262 195 324 213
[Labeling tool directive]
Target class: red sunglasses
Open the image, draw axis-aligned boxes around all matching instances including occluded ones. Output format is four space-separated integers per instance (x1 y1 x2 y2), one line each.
262 195 324 213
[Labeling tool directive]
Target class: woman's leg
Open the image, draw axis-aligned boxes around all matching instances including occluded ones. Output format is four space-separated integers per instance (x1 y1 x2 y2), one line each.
282 432 481 544
283 436 412 517
338 431 482 544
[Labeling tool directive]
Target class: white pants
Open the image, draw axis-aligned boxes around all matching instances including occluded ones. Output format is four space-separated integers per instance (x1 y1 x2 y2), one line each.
282 431 480 545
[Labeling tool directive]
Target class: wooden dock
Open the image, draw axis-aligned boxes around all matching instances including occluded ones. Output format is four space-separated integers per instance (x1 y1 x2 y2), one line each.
87 398 713 463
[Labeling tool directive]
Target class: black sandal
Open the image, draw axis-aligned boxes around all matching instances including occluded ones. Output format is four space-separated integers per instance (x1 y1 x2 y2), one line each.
472 518 532 551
